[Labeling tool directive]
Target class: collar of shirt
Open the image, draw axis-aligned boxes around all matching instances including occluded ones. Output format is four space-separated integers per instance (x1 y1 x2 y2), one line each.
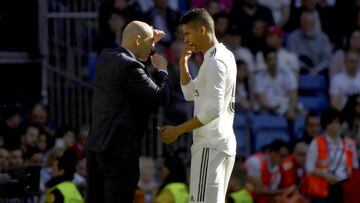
204 43 222 59
324 133 342 145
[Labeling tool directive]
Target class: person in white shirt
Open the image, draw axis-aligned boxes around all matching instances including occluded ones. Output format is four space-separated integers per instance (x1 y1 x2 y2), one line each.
330 50 360 111
222 27 255 72
255 48 298 119
257 0 291 26
159 8 237 203
255 26 300 78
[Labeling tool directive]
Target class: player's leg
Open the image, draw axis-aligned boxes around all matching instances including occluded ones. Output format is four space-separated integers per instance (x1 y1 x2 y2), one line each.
189 147 210 203
189 147 234 203
222 154 235 198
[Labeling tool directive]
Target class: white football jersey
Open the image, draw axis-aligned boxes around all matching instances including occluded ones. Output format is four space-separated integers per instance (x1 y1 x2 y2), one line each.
181 43 237 155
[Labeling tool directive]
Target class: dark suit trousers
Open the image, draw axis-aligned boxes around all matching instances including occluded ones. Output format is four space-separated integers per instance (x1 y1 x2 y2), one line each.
86 127 140 203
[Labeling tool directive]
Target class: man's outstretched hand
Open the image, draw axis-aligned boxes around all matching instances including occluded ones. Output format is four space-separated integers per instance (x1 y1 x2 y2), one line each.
159 125 181 144
153 29 165 44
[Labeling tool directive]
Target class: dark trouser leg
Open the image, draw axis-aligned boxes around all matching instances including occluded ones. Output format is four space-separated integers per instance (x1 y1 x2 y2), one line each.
102 160 139 203
98 125 141 203
86 150 105 203
328 183 344 203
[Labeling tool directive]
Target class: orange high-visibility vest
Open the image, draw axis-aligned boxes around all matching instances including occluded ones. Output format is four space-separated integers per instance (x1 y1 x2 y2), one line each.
279 155 298 189
248 153 274 203
302 135 354 198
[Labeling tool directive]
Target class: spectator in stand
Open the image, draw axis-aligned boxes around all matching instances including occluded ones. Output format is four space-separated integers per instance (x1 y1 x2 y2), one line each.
228 0 274 53
43 149 84 203
284 0 336 45
78 125 89 147
245 140 290 203
331 1 360 48
247 19 268 55
254 48 298 119
0 147 9 168
330 29 360 78
8 148 23 167
30 104 55 137
223 26 255 72
55 126 84 158
298 112 322 144
0 104 23 149
214 12 229 42
155 156 188 203
24 147 44 166
304 109 358 203
0 147 10 184
255 26 300 78
29 104 56 149
257 0 291 26
96 0 149 53
227 159 253 203
40 147 64 194
287 11 332 76
330 50 360 111
94 9 127 53
38 132 48 152
138 157 159 203
98 0 146 31
235 60 253 112
148 0 180 47
20 125 40 154
73 157 86 196
341 94 360 161
205 0 222 16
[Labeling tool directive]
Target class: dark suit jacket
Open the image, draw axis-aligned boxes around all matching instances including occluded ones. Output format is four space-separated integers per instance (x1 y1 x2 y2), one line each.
86 46 170 153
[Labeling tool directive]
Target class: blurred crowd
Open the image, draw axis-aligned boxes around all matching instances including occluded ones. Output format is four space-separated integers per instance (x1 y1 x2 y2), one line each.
2 0 360 202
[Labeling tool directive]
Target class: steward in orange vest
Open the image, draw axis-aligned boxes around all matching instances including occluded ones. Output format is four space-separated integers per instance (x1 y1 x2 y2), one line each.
303 109 359 203
246 140 289 203
279 142 308 189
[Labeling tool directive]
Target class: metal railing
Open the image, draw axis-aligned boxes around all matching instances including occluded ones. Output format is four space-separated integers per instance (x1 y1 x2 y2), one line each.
39 0 99 131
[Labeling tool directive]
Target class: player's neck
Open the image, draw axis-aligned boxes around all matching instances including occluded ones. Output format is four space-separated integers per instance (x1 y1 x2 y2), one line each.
202 34 218 53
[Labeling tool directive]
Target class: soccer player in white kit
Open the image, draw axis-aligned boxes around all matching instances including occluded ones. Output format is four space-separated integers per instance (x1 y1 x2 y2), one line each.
160 8 237 203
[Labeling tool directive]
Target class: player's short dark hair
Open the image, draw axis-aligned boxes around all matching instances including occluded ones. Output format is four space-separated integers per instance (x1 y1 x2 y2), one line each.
179 8 214 33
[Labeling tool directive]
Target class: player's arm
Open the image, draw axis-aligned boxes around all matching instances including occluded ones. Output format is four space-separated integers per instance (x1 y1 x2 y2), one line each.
179 44 193 86
179 43 195 101
196 59 227 124
160 59 226 144
160 117 204 144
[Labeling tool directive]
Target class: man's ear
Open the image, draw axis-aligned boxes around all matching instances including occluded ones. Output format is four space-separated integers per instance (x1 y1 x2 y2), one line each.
136 35 141 46
199 26 206 35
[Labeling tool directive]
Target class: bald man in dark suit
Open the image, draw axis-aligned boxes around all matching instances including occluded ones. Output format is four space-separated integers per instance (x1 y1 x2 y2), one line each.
86 21 170 203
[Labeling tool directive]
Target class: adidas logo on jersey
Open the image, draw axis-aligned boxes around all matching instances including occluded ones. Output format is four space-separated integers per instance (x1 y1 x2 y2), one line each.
210 48 217 58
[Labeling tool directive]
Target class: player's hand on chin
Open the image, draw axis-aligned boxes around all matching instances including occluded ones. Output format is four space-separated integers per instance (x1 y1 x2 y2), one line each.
159 125 181 144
